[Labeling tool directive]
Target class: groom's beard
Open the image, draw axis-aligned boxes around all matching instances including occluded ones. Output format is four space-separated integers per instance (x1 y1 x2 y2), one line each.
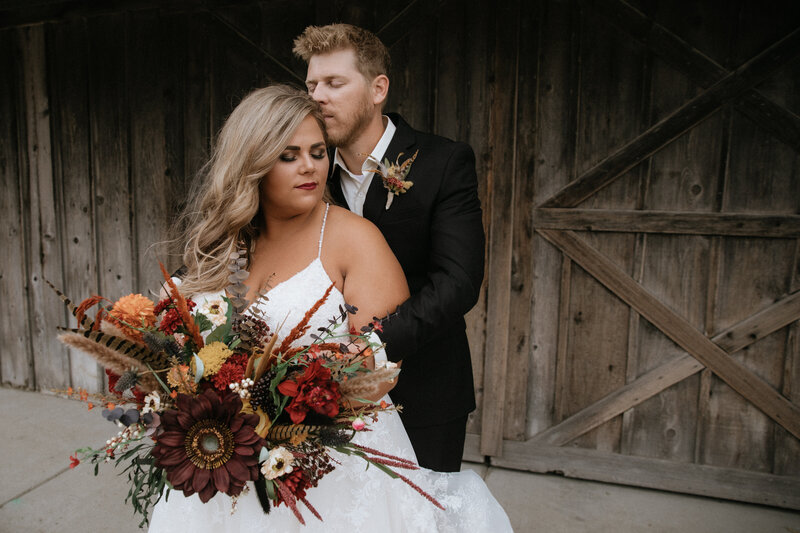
326 94 373 148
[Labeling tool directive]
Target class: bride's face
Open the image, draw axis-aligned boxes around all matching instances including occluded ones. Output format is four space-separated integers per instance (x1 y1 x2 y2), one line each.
260 114 328 217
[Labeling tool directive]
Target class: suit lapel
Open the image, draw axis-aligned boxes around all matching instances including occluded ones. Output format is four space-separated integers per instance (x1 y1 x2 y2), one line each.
327 148 349 209
362 113 416 224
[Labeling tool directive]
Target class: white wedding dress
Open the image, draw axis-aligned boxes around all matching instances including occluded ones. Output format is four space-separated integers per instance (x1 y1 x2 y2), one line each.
148 205 512 532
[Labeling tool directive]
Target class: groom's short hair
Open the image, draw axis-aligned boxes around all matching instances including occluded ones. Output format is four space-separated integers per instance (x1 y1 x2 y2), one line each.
293 23 390 81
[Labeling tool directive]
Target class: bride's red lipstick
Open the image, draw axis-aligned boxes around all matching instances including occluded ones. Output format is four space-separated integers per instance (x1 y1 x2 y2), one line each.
296 182 317 190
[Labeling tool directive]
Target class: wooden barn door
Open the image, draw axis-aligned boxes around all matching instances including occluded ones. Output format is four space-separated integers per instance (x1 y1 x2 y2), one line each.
476 0 800 509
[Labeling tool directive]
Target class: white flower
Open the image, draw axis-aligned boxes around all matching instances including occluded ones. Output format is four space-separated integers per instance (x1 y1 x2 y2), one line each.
196 297 228 327
141 392 161 414
261 446 294 480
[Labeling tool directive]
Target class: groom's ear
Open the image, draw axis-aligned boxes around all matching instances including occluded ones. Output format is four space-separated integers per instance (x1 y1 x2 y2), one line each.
371 74 389 107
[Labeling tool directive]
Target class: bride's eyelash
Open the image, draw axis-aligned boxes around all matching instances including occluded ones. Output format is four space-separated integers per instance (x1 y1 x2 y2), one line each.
279 151 326 162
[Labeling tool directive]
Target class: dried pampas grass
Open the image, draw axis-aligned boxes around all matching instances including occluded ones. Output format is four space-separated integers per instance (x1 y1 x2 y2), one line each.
58 332 160 393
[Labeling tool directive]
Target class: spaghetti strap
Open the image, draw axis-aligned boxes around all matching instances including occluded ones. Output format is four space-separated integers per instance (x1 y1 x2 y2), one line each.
317 203 330 258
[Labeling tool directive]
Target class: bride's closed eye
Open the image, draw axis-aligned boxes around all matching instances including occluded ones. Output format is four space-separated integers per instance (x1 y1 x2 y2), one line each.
279 150 327 162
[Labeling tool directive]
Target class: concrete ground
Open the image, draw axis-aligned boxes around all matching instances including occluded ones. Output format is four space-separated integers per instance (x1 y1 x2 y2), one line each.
1 386 798 532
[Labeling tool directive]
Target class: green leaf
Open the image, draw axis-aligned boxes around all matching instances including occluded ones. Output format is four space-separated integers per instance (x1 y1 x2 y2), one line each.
194 313 213 333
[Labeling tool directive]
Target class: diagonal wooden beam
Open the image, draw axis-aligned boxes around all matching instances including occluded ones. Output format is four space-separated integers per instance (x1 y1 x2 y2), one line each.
207 8 303 83
377 0 444 48
537 229 800 439
531 289 800 446
587 0 800 152
540 26 800 208
533 208 800 237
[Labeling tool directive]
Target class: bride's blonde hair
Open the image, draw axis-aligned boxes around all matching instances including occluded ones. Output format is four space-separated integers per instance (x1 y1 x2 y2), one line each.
177 84 325 296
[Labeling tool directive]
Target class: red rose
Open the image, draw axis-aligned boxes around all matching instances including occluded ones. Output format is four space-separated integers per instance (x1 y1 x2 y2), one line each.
277 361 341 424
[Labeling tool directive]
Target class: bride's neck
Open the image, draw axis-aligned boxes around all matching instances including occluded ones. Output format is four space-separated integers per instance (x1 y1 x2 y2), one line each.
258 202 322 242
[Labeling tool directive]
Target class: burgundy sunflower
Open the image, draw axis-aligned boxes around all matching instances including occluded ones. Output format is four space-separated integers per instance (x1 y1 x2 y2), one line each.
151 388 264 502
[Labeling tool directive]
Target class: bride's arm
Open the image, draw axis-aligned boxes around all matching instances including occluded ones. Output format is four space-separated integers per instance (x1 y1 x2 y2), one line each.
335 214 409 335
329 210 409 400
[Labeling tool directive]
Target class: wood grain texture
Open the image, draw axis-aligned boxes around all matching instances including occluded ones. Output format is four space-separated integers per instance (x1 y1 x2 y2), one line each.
48 19 102 392
531 290 800 447
528 0 581 437
479 0 518 457
87 14 134 301
533 208 800 237
589 0 800 152
541 26 800 208
129 12 172 293
20 25 70 390
502 0 539 441
493 441 800 510
0 28 33 388
539 229 800 440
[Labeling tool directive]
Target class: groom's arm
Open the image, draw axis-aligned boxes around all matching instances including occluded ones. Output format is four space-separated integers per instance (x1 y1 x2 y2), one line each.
378 142 485 363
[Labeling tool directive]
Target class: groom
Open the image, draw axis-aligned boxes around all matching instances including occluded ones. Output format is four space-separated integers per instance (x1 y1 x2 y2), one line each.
293 24 485 472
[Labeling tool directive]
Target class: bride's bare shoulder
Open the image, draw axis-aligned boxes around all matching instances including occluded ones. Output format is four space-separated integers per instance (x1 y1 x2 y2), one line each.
325 204 385 244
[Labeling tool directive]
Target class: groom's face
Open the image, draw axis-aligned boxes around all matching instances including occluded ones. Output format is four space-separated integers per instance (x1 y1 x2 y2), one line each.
306 48 376 148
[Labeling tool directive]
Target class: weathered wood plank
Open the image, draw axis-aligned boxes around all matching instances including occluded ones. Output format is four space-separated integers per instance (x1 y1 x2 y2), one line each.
493 441 800 510
87 14 135 302
258 0 314 81
540 26 800 208
463 432 482 464
0 28 33 388
383 12 436 132
562 2 647 451
533 208 800 237
160 13 187 275
538 229 800 439
20 25 70 390
479 0 518 457
701 5 800 467
619 231 646 457
375 0 437 48
0 0 258 30
528 0 581 437
703 197 797 467
129 12 172 294
774 241 800 474
48 19 102 392
207 8 303 84
464 0 493 437
183 14 212 193
501 0 539 441
553 256 572 424
588 0 800 152
530 290 800 447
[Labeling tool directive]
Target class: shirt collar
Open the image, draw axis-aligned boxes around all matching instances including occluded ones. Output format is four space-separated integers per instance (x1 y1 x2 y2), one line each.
333 115 397 178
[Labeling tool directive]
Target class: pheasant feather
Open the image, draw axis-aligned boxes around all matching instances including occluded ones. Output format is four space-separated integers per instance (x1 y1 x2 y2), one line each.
58 332 160 392
59 327 170 370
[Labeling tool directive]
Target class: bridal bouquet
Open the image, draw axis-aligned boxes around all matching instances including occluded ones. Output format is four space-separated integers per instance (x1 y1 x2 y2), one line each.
52 256 440 527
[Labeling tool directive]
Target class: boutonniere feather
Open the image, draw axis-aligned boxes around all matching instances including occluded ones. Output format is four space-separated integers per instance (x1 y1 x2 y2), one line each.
375 150 418 210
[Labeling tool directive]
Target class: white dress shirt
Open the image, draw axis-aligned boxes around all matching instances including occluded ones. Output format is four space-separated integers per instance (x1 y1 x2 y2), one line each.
332 116 397 216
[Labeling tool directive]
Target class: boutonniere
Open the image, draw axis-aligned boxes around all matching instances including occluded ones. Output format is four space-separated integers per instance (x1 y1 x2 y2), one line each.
375 150 418 210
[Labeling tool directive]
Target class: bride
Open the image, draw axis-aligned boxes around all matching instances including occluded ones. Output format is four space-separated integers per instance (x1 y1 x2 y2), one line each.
148 85 511 532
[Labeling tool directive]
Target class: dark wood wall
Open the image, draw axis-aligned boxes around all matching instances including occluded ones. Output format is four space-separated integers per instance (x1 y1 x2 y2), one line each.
2 0 799 508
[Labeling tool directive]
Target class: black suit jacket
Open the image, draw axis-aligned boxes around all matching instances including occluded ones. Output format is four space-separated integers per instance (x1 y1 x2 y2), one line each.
328 113 485 427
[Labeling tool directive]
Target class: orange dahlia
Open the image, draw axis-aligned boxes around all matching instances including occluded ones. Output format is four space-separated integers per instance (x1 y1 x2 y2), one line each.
151 389 264 502
107 293 156 340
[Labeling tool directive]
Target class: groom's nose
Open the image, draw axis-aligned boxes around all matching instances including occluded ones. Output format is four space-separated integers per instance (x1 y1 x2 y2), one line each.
309 85 328 104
